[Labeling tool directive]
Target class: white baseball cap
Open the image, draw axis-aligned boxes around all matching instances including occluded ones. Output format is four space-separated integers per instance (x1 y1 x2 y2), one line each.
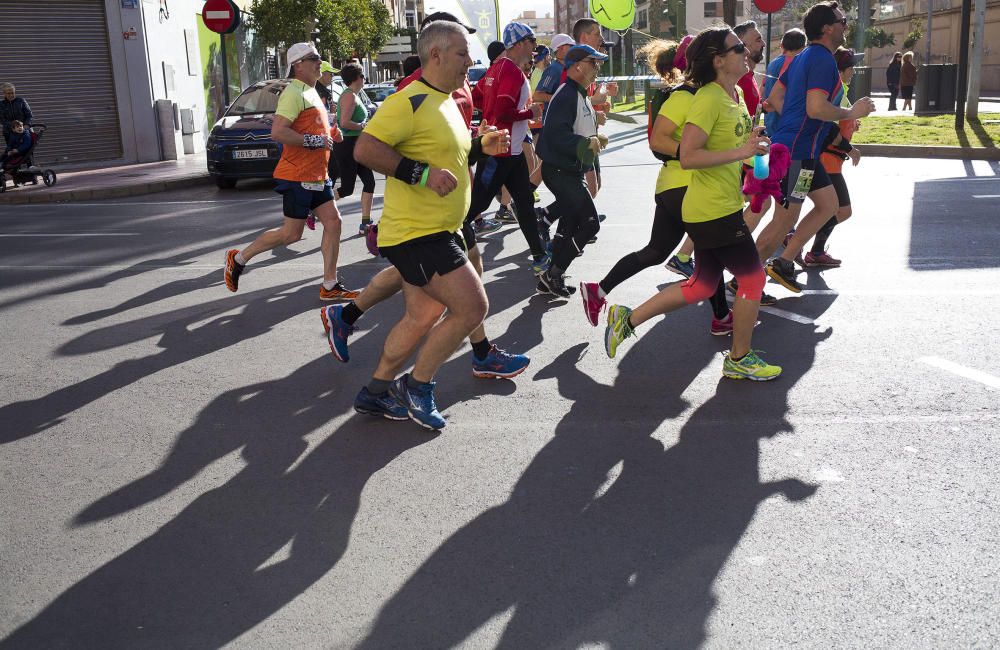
285 42 320 78
550 34 575 52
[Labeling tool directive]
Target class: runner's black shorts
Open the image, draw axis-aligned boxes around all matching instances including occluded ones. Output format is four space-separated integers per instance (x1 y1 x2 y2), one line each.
275 179 334 219
829 172 851 207
682 209 754 250
780 158 832 206
379 231 468 287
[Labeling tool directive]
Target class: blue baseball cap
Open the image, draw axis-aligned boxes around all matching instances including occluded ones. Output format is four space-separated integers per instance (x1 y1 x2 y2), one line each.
533 45 550 63
564 44 609 64
502 22 535 48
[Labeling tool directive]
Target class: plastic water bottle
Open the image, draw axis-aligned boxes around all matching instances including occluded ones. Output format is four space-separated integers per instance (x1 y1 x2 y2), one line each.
753 142 770 180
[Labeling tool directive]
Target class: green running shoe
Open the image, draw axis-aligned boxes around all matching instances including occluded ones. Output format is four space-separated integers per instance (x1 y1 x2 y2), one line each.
604 304 635 359
722 350 782 381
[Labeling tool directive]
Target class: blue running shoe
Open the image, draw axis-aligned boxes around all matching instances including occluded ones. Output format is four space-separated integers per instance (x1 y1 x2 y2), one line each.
530 253 551 276
354 387 408 420
390 374 446 430
665 254 695 279
320 305 353 362
472 345 530 379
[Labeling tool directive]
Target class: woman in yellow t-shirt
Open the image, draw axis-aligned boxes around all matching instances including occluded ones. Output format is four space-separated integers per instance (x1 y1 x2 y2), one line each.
580 39 730 330
603 26 781 382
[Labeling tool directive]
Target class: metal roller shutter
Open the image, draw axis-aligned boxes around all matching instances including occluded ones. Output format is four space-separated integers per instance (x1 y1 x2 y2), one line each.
0 0 123 165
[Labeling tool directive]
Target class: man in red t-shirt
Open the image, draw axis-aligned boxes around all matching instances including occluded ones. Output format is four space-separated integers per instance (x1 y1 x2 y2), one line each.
463 21 547 271
735 20 766 117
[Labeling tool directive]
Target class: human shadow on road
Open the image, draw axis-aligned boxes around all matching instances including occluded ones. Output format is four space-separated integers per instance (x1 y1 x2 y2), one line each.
62 245 324 326
356 309 829 648
0 279 324 444
2 356 436 649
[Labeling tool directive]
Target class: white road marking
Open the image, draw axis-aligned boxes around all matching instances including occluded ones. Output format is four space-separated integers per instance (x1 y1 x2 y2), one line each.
0 233 140 237
919 356 1000 389
972 194 1000 198
759 305 816 324
5 199 274 207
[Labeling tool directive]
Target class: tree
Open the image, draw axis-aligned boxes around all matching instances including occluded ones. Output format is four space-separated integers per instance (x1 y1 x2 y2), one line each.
248 0 394 60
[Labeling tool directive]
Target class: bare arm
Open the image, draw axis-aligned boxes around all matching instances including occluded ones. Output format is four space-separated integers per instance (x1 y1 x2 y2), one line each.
680 124 768 170
354 132 458 197
339 92 366 131
765 81 785 115
649 114 680 158
270 115 324 148
533 91 553 103
354 132 402 175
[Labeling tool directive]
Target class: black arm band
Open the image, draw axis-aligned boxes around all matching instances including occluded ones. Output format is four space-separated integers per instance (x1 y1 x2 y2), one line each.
468 136 486 166
394 157 429 185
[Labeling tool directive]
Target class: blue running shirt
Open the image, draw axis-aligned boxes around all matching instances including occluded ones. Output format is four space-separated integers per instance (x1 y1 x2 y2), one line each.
772 44 841 160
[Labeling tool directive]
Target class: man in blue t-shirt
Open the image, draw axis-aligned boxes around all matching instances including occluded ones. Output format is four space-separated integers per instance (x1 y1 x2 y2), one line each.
763 28 806 135
755 0 875 292
532 32 574 112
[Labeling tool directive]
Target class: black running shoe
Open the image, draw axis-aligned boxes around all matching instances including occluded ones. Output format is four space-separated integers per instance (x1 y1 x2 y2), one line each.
766 258 802 293
539 271 573 298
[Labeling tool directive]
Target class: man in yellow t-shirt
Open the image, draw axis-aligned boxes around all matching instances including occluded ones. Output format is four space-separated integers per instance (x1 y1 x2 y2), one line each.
223 42 358 302
340 20 512 430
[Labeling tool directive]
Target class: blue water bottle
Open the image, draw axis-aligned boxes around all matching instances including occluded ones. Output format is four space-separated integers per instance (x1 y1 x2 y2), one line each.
753 129 770 180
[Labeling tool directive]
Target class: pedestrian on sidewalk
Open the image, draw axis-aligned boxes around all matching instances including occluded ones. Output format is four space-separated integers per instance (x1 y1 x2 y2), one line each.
900 51 917 111
224 42 359 302
1 84 32 142
886 51 902 111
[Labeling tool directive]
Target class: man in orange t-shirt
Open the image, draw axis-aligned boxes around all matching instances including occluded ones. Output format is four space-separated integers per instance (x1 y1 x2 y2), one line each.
224 42 359 302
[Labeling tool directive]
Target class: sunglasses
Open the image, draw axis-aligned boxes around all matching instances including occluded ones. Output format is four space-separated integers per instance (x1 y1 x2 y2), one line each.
299 55 321 63
720 42 747 56
833 17 848 25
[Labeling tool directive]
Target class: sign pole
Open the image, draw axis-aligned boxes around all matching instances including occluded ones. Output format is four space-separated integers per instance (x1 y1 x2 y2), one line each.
766 12 773 67
220 34 230 107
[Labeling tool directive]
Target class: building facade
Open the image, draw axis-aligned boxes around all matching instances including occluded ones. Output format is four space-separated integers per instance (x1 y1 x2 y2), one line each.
0 0 268 167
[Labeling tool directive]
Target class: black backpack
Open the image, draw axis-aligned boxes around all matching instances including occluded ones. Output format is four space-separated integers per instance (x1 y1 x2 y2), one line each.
647 83 696 163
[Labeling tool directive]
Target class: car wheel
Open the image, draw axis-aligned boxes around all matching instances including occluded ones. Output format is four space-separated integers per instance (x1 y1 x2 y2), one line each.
43 170 57 186
215 176 237 189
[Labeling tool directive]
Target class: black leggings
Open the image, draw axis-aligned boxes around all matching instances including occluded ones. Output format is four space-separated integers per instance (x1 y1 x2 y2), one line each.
601 187 730 319
466 154 543 257
541 163 601 273
333 135 375 198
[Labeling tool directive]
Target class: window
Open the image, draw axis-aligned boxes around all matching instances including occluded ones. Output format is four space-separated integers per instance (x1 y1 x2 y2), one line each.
637 8 648 27
703 1 744 17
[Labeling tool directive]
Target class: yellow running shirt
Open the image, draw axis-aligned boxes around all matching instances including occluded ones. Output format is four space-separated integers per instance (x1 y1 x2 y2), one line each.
654 89 694 194
681 82 754 223
364 79 472 248
273 79 332 182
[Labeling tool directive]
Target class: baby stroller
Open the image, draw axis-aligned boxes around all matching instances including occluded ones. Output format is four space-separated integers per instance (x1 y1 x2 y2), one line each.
0 123 57 193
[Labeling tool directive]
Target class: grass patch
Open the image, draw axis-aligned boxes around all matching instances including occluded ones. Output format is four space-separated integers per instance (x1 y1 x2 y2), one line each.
610 97 645 114
852 113 1000 147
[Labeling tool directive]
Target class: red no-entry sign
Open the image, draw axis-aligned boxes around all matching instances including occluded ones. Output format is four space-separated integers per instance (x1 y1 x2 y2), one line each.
753 0 787 12
202 0 240 34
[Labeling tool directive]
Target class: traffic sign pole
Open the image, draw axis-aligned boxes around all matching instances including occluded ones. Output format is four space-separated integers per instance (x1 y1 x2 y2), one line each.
221 35 230 108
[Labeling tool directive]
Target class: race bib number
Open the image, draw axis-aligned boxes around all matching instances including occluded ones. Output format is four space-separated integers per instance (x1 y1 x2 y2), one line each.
301 181 325 191
790 168 815 200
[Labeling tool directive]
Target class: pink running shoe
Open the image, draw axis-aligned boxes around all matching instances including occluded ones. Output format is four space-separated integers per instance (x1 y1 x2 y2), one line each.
711 311 734 336
306 212 316 230
803 251 842 267
579 281 606 327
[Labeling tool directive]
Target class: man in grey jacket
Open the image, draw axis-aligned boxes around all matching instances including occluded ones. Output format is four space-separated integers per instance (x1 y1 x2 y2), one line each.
534 45 608 297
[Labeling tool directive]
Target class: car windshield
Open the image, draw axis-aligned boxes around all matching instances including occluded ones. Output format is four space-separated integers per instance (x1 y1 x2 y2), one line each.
227 83 284 116
365 86 395 102
468 67 488 83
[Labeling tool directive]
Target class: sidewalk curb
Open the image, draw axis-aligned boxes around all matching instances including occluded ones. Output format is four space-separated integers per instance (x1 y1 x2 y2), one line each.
857 144 1000 160
0 173 213 205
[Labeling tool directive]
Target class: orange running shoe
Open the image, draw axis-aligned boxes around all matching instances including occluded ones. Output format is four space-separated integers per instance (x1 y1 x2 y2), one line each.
224 249 244 292
319 282 360 301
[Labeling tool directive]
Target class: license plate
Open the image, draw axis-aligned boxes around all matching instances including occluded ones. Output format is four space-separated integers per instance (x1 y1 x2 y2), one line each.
233 148 268 159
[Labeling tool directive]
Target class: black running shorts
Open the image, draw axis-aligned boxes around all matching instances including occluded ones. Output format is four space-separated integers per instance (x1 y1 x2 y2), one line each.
829 172 851 208
275 179 334 219
780 158 832 206
683 210 753 250
379 231 468 287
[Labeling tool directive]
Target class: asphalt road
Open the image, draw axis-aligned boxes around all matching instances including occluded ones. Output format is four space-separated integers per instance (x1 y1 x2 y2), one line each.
1 121 999 648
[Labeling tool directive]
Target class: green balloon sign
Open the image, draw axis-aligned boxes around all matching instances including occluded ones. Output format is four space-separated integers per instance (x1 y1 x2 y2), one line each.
589 0 636 31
